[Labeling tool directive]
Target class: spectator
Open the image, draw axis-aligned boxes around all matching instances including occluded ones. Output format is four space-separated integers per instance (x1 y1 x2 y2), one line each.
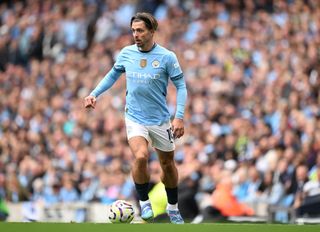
296 168 320 217
5 173 30 202
202 170 254 221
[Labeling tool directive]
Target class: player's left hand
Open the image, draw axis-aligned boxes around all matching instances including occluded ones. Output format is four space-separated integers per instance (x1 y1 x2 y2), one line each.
172 118 184 139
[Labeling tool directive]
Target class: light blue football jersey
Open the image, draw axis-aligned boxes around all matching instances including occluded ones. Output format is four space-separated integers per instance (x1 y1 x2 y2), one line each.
113 44 184 125
90 43 186 126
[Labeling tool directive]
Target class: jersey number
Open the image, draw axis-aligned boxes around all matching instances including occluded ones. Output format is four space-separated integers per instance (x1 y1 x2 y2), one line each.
166 128 174 143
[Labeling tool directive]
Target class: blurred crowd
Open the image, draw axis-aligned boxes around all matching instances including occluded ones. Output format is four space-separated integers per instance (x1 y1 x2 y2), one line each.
1 0 320 223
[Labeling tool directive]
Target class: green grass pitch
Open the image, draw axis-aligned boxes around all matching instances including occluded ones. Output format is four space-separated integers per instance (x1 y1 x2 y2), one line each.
0 223 319 232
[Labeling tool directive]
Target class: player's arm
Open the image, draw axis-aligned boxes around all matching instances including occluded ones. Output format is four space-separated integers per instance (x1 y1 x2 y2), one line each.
172 74 187 119
84 68 122 108
167 52 187 138
90 67 123 98
85 49 126 109
171 74 187 138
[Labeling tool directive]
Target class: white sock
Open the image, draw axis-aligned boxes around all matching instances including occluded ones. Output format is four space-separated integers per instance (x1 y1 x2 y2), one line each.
167 203 178 211
139 199 151 208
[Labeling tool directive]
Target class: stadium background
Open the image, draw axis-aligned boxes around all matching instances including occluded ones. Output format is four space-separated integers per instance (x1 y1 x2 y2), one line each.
0 0 320 224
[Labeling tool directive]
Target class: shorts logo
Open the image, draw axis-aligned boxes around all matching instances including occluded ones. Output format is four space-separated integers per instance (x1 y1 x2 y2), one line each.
140 59 147 68
152 60 160 68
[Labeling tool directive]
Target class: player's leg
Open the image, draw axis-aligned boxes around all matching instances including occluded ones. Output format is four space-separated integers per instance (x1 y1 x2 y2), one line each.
156 149 178 188
149 122 184 224
125 118 154 221
129 137 150 184
156 149 184 224
128 137 154 222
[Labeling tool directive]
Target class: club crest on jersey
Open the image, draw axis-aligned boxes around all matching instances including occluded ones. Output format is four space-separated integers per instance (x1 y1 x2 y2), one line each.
152 60 160 68
140 59 147 68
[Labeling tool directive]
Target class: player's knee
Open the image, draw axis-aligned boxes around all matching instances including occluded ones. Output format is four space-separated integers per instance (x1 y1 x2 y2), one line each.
159 158 174 170
135 155 148 166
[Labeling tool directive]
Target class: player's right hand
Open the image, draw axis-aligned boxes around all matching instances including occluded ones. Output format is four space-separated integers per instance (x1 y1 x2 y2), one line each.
84 95 96 109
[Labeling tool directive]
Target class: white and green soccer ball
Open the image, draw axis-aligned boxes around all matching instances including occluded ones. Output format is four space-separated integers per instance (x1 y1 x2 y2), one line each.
108 200 135 223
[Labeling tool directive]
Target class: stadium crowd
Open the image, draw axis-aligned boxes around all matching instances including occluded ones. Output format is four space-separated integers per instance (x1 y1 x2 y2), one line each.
1 0 320 223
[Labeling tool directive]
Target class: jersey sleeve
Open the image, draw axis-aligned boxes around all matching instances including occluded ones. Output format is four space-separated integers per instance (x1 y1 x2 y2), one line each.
113 49 126 73
89 68 122 98
89 48 128 97
167 52 183 80
166 51 187 119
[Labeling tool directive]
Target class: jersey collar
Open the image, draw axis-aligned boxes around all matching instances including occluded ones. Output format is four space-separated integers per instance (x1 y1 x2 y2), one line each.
138 43 157 53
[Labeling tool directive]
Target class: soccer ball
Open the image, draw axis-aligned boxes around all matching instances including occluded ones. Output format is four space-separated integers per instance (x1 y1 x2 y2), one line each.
108 200 135 223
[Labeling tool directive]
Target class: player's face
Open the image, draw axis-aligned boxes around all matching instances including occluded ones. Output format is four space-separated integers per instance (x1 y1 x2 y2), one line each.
131 21 154 50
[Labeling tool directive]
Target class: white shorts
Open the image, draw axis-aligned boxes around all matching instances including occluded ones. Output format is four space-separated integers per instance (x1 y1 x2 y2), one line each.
125 117 175 152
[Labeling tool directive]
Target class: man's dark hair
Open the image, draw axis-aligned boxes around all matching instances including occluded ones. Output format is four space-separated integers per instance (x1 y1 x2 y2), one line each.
130 12 158 31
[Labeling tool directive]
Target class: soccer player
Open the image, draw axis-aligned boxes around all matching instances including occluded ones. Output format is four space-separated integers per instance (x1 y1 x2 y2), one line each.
84 12 187 224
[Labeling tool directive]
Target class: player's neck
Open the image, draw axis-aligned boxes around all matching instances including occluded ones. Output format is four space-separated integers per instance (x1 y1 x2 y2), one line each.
138 42 156 53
